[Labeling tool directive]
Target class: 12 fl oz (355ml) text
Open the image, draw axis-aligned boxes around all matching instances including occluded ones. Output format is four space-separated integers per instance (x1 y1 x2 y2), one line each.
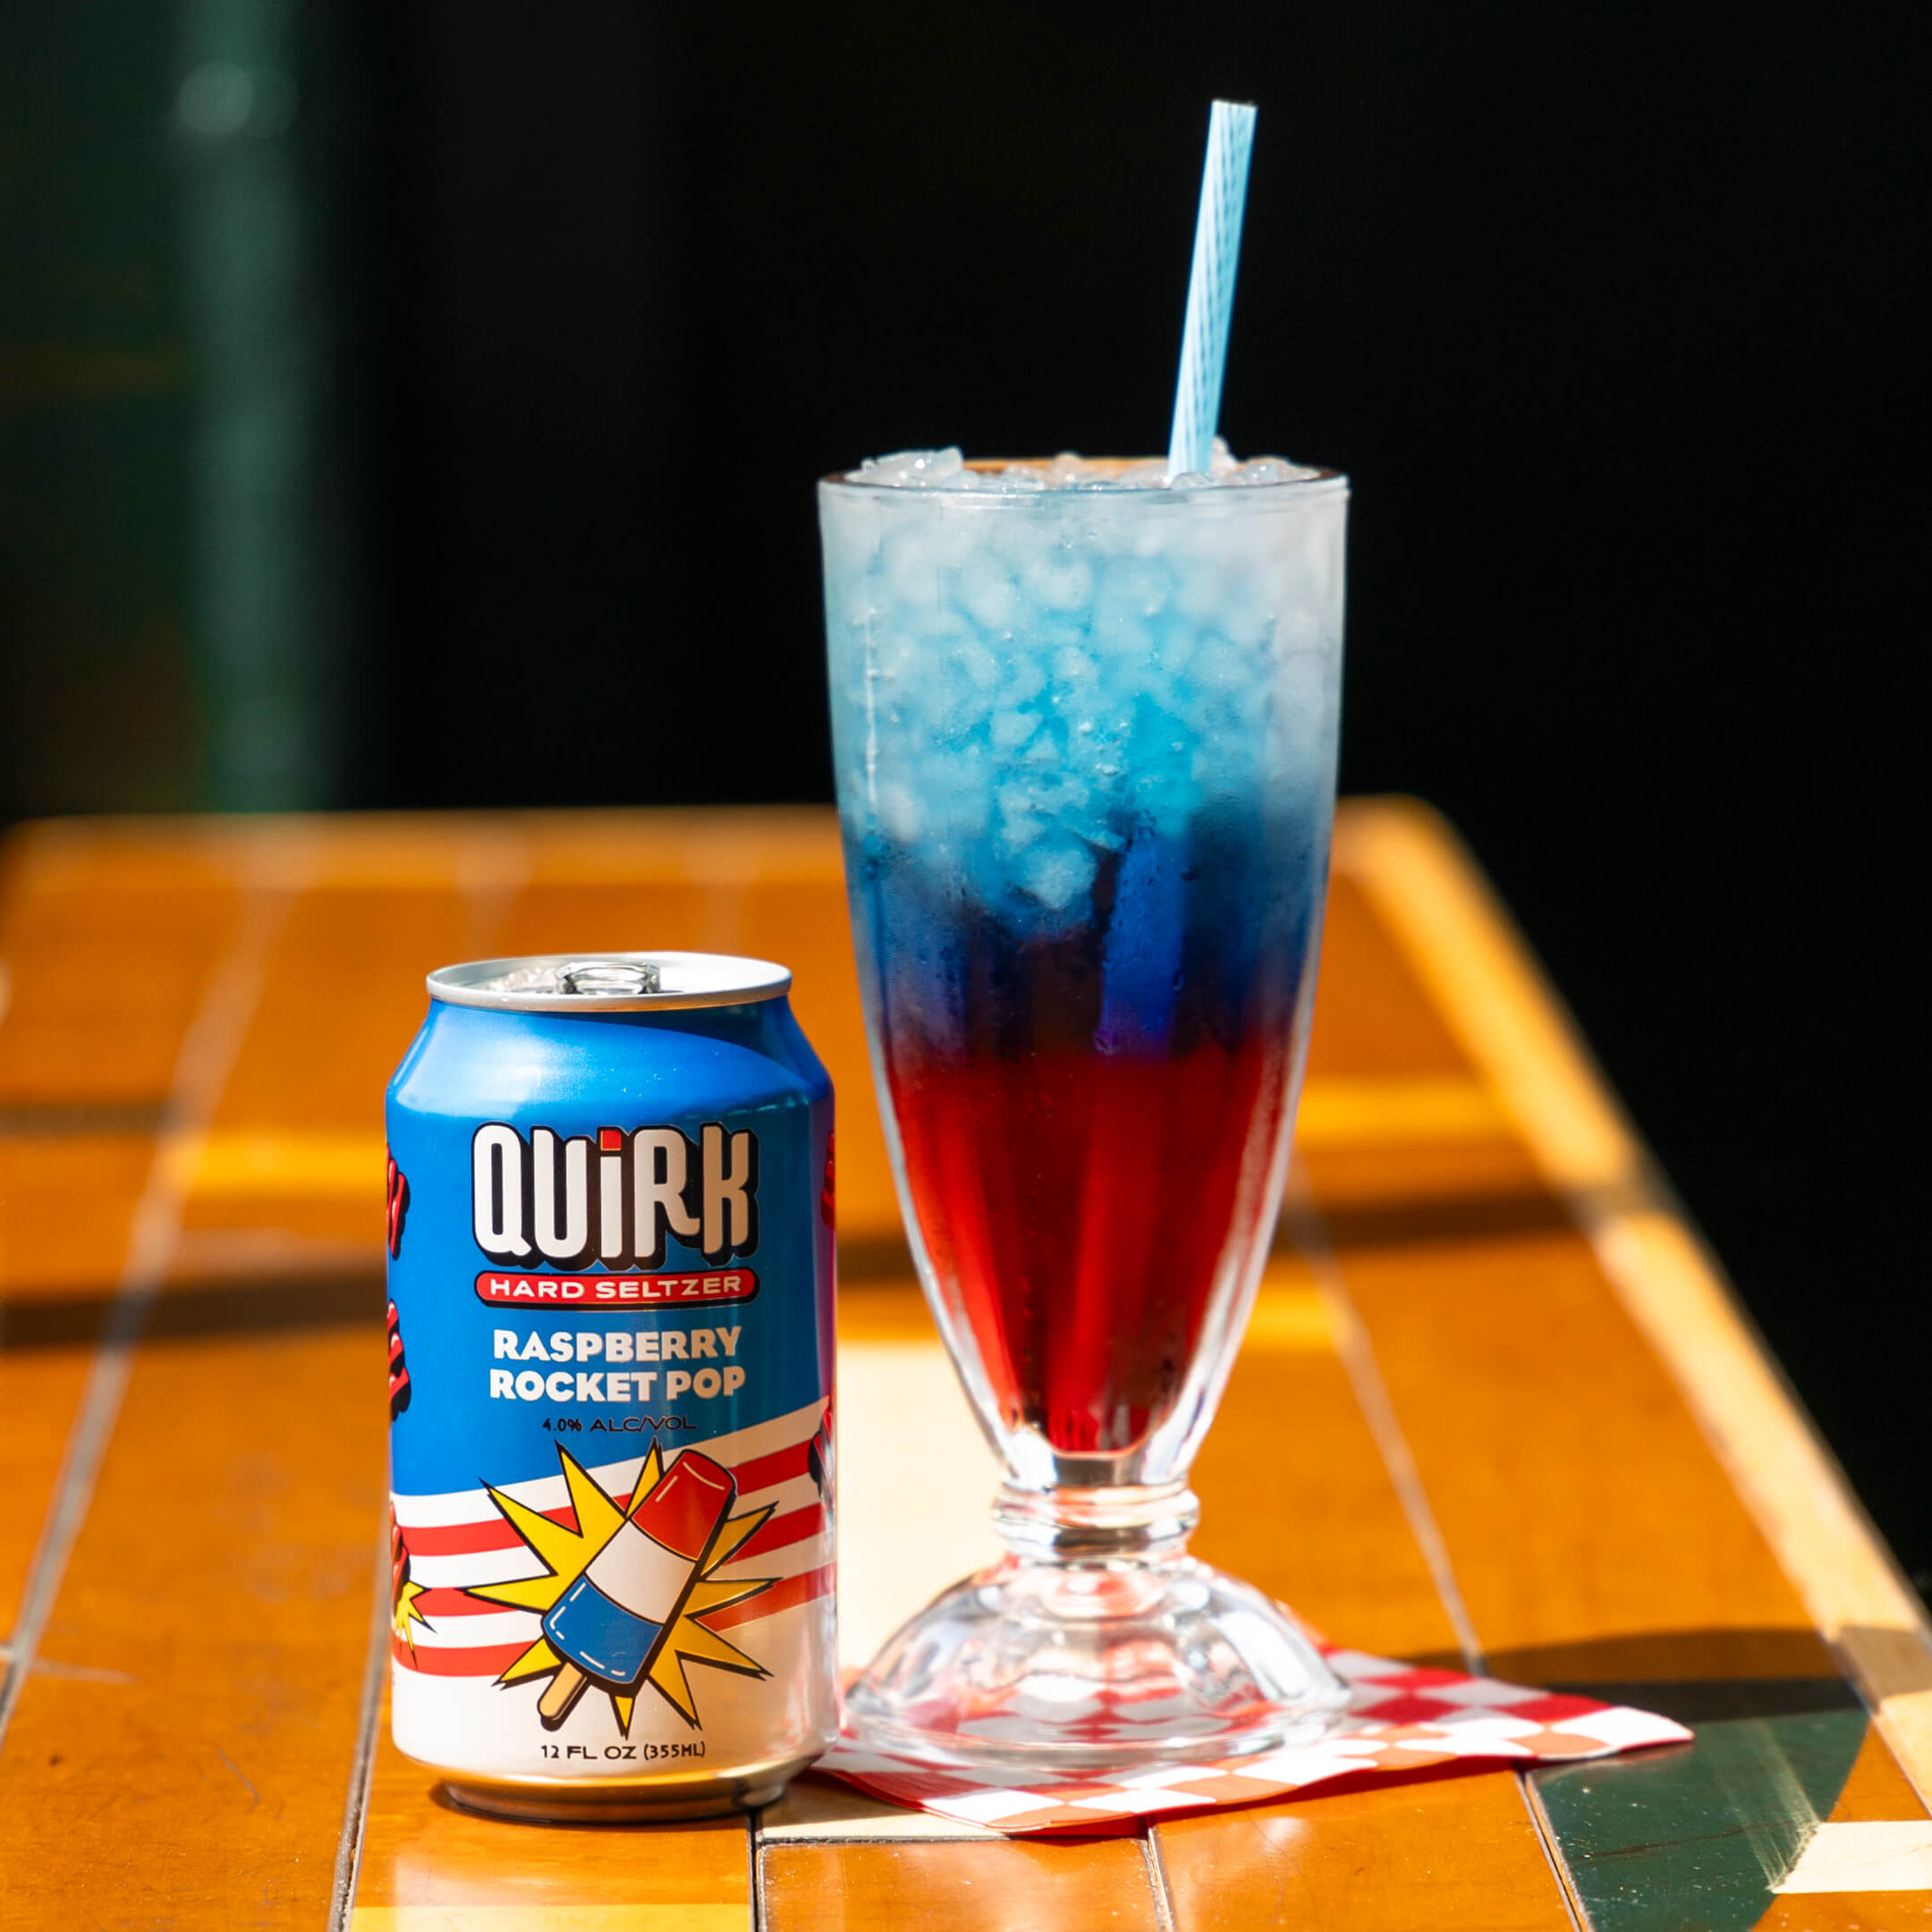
537 1741 708 1762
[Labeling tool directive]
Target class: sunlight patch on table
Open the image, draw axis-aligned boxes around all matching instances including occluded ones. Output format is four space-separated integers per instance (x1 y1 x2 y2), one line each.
759 1773 1003 1841
835 1338 1000 1671
1775 1820 1932 1893
1294 1075 1508 1147
164 1128 384 1199
1242 1278 1335 1352
352 1910 745 1930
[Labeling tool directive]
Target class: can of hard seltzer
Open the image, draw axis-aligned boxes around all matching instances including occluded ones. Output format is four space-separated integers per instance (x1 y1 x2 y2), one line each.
383 952 836 1821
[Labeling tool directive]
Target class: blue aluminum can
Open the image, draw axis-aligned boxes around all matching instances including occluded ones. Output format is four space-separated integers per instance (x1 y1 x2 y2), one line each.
384 952 835 1822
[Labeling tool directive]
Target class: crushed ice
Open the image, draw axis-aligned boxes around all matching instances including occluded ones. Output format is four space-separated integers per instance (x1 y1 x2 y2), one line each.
845 439 1321 492
820 448 1346 929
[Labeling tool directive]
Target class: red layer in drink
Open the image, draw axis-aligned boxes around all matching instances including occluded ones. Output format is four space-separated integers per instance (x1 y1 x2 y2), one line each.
886 1032 1290 1456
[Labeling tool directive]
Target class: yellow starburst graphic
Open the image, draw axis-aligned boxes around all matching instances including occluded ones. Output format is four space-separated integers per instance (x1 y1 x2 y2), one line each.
391 1504 432 1654
466 1443 776 1733
393 1578 432 1651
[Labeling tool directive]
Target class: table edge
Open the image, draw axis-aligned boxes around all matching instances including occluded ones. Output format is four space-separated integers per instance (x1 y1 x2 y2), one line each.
1333 795 1932 1810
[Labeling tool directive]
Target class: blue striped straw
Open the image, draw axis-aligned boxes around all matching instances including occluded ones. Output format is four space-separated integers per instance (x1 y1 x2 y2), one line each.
1167 100 1258 479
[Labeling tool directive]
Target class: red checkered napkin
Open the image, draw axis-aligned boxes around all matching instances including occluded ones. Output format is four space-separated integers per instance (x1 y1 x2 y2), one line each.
818 1647 1691 1835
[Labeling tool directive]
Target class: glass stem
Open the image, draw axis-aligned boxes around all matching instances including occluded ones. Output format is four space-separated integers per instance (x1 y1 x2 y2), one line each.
993 1478 1199 1563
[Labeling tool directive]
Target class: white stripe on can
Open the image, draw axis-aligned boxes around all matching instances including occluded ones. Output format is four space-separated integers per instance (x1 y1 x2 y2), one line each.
581 1521 694 1623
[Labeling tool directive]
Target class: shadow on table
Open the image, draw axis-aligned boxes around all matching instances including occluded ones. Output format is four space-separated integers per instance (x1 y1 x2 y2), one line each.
0 1267 386 1349
1413 1628 1901 1932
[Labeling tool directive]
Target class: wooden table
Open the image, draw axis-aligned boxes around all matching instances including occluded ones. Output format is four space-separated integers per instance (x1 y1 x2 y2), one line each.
2 799 1928 1931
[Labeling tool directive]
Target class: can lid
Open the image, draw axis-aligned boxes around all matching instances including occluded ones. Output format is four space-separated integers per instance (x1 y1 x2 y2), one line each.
427 952 792 1013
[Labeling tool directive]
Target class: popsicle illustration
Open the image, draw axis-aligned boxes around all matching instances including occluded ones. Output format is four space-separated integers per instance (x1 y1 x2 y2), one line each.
537 1450 737 1727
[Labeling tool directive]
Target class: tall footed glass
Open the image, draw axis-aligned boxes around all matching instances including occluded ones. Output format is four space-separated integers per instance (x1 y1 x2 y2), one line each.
819 454 1348 1772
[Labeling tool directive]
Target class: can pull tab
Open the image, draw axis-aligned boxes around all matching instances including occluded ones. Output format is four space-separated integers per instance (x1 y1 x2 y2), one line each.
558 959 660 997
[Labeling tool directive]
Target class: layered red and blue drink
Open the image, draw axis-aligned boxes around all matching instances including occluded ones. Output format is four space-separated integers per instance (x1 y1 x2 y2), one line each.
821 450 1346 1493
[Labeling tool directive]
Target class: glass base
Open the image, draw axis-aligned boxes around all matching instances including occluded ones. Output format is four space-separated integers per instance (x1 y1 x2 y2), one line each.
843 1555 1352 1775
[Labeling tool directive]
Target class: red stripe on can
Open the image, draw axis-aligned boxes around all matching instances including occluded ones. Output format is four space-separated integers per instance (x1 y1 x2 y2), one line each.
705 1565 835 1630
393 1635 534 1676
726 1503 826 1562
728 1440 811 1496
411 1587 519 1618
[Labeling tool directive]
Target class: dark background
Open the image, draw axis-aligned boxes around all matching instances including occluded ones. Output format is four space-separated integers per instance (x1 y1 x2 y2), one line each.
4 4 1924 1578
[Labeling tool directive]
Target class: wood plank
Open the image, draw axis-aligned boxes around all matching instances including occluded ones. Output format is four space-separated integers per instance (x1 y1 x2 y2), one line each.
1192 1256 1463 1664
1297 1136 1566 1255
0 1343 95 1640
0 1135 159 1299
1332 1223 1828 1670
1295 1076 1509 1148
759 1838 1162 1932
1165 1246 1578 1925
1831 1725 1932 1824
513 807 845 889
352 1694 751 1929
1 823 252 1760
0 1323 385 1924
1304 870 1477 1082
1158 1775 1575 1931
210 883 478 1138
178 835 497 1263
0 826 239 1106
1329 804 1628 1191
